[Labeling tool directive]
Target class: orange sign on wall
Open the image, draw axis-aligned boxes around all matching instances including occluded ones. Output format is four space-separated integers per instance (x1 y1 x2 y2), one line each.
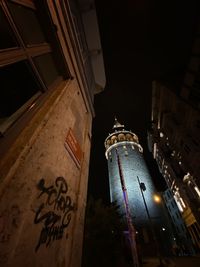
65 128 82 166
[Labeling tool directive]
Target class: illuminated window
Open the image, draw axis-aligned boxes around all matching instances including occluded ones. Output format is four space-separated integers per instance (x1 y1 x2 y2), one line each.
160 132 164 137
153 143 157 158
171 150 175 156
194 186 200 198
184 173 200 198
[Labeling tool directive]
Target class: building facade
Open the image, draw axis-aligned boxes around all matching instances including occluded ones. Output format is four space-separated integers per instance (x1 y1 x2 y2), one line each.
104 119 173 256
0 1 105 266
162 188 194 254
148 78 200 252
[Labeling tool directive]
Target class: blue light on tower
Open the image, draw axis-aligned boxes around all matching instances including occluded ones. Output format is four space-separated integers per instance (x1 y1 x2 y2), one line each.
104 119 172 256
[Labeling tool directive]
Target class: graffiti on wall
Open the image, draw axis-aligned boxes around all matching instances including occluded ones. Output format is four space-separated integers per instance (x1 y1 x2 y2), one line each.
34 177 75 251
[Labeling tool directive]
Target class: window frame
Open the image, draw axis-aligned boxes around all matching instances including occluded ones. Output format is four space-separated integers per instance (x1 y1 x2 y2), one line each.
0 0 70 135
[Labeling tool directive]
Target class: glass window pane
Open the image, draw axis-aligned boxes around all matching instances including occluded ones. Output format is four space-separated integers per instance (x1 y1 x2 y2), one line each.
34 53 60 87
0 61 40 121
8 2 47 45
0 6 18 49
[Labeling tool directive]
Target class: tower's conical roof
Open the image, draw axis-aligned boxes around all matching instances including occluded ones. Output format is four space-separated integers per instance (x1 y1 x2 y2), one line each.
113 117 124 131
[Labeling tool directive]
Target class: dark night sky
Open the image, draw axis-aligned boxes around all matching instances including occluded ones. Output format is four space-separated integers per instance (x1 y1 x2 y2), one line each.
88 0 199 203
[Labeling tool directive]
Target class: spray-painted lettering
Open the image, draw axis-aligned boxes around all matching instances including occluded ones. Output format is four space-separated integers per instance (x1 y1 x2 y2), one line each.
34 177 75 251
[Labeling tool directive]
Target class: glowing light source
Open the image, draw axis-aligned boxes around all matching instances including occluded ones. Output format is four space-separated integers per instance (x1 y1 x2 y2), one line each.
162 227 166 231
153 143 157 158
194 186 200 198
153 194 161 203
160 132 164 138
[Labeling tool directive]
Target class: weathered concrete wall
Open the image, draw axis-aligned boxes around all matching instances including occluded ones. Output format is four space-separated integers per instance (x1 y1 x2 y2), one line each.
0 80 92 267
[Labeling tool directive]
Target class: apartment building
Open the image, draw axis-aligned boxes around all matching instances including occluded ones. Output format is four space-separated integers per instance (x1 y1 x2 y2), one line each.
148 79 200 252
0 1 105 266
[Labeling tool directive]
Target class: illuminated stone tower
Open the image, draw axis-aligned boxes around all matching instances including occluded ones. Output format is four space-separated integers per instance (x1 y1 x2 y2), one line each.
104 119 172 254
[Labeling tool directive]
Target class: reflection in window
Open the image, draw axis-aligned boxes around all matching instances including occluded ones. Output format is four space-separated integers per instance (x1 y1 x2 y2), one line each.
0 61 40 123
34 53 60 87
0 7 18 49
8 2 47 45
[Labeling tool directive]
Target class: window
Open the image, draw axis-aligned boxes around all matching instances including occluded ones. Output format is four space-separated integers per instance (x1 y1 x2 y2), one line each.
167 191 171 199
0 60 40 130
0 6 18 49
34 53 60 87
8 2 47 45
0 0 69 134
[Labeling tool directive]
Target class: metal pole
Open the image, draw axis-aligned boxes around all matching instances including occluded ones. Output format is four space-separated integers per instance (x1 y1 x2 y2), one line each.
137 176 163 266
116 148 140 267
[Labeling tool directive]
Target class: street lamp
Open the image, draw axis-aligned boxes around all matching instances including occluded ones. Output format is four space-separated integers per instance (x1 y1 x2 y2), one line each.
153 194 161 203
137 176 163 267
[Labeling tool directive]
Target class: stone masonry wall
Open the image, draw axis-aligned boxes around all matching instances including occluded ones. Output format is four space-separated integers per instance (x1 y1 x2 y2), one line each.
0 80 92 267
